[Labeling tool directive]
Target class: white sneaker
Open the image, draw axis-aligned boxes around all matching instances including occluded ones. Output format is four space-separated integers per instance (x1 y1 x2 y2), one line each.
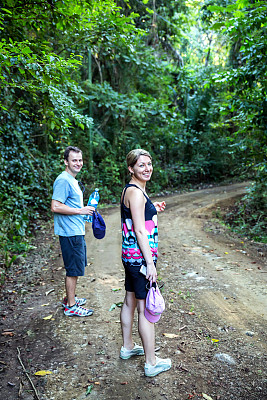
144 356 171 377
120 344 145 359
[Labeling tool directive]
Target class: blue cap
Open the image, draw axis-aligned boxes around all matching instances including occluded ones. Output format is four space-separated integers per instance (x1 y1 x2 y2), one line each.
92 211 106 239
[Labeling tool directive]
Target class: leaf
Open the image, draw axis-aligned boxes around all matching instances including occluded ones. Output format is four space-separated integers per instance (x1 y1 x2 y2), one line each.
34 370 53 376
211 339 219 343
45 289 54 296
163 333 179 338
1 331 14 337
1 8 12 14
202 394 214 400
21 46 32 55
146 7 154 14
109 302 123 311
43 315 53 320
86 384 94 395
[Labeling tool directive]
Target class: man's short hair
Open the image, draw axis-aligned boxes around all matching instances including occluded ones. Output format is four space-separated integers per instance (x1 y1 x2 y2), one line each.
64 146 82 161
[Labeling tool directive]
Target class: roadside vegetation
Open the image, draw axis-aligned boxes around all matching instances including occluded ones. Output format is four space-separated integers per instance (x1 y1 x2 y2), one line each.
0 0 266 277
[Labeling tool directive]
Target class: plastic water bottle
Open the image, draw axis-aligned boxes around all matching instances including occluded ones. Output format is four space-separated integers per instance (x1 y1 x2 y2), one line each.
84 188 100 223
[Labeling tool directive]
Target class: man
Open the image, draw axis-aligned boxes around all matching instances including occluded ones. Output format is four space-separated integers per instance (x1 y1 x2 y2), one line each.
51 146 95 316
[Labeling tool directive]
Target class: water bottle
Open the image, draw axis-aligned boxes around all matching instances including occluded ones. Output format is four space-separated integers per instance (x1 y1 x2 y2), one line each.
84 188 100 223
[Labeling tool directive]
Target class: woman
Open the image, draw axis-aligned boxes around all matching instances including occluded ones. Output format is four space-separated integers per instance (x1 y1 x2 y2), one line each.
119 149 171 377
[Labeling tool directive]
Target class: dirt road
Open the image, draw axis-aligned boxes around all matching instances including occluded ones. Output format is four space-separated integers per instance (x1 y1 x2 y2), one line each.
1 182 266 400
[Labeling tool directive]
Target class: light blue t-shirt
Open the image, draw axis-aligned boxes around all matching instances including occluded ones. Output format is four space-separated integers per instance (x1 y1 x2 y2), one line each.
52 171 85 236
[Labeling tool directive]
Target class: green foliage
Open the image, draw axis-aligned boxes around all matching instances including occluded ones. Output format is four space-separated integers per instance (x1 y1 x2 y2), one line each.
0 0 266 271
0 123 51 257
204 0 267 241
224 178 267 243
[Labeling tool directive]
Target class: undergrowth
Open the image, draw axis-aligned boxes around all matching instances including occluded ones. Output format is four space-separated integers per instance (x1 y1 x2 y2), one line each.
223 180 267 243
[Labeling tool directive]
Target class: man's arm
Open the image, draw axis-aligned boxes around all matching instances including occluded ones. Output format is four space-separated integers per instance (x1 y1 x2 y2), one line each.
51 200 94 215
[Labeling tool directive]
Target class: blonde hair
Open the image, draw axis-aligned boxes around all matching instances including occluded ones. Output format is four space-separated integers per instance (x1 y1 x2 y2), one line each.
126 149 152 168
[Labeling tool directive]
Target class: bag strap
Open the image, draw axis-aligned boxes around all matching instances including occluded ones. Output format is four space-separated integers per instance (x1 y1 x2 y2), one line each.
146 281 165 290
147 281 157 290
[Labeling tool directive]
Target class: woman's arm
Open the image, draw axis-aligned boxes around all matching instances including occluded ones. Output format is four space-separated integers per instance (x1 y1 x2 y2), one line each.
128 190 157 282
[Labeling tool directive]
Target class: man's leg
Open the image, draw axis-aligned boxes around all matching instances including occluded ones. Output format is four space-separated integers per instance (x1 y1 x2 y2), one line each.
65 276 78 307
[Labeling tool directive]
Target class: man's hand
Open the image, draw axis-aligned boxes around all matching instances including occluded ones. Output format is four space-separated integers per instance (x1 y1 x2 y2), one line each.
79 206 95 215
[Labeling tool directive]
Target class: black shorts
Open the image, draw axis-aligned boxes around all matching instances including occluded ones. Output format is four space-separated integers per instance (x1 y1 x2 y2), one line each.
59 235 87 277
122 261 156 300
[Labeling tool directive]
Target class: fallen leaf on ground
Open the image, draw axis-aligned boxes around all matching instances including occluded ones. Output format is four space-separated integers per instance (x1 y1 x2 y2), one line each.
45 289 54 296
109 302 124 311
1 332 14 337
109 304 116 311
163 333 179 338
202 394 214 400
86 384 94 395
35 370 52 376
211 339 219 343
43 315 53 320
41 304 50 307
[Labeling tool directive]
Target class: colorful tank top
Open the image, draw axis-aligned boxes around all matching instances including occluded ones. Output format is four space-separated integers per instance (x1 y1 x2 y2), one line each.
121 184 158 267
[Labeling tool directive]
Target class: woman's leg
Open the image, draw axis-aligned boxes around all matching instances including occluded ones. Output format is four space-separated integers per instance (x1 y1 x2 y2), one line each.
120 291 137 349
136 299 156 365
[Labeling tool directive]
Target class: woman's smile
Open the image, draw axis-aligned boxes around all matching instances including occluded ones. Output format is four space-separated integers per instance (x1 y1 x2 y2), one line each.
129 155 153 183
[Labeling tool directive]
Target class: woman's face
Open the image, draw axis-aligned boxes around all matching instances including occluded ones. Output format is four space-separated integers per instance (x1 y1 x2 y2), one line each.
129 155 153 183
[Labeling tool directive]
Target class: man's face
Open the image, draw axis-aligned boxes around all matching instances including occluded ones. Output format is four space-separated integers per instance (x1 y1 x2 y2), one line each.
64 151 83 177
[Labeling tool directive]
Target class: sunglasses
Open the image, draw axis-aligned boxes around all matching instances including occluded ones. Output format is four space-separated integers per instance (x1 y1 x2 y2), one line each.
78 181 86 193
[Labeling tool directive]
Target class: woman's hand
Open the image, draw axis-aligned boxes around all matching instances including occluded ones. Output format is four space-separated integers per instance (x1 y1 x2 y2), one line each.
153 201 166 212
146 262 157 283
